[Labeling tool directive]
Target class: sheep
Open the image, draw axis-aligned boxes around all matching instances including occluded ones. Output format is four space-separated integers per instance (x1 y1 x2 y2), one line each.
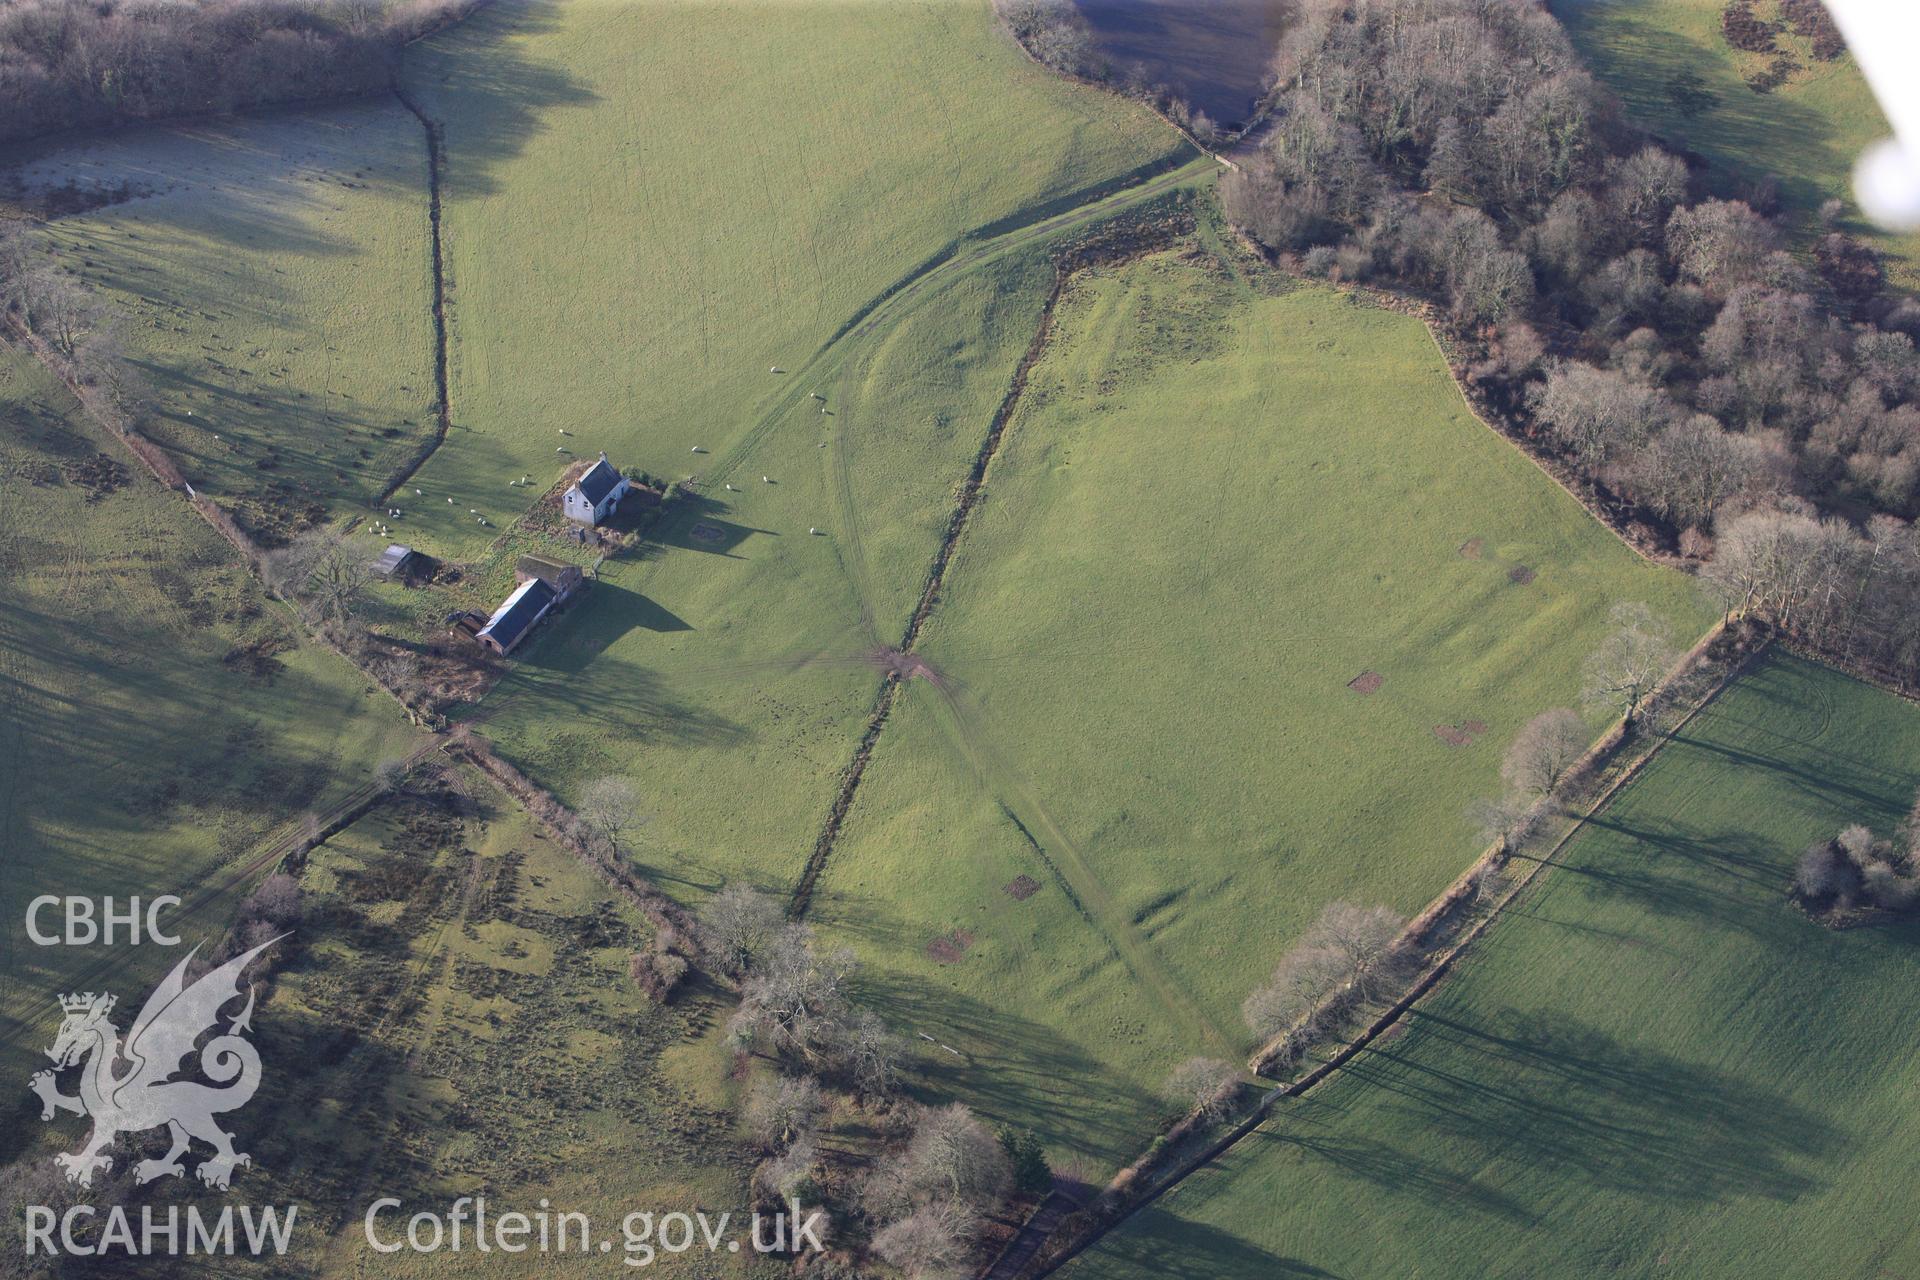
691 446 705 453
763 475 772 483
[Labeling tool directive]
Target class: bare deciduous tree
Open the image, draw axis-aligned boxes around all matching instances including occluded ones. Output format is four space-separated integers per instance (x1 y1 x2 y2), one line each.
901 1104 1011 1209
266 528 369 628
700 882 785 973
1467 793 1537 851
1529 362 1678 467
834 1008 906 1100
1243 899 1407 1042
1314 900 1407 999
728 923 858 1063
578 775 644 860
744 1074 823 1152
1241 937 1347 1038
1666 199 1780 294
1631 415 1773 531
870 1200 976 1280
1581 603 1678 728
1500 708 1590 801
1160 1057 1241 1124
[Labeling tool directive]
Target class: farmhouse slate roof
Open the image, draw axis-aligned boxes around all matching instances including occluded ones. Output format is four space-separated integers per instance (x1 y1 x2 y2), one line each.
477 577 556 651
516 553 577 585
574 457 623 506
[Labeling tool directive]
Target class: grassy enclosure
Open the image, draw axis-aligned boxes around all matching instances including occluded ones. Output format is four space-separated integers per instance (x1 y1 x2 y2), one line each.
806 252 1711 1172
0 347 414 1103
1068 652 1920 1280
14 102 440 545
1551 0 1920 289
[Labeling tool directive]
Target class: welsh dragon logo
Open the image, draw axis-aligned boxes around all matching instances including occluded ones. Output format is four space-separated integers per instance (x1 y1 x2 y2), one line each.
29 937 280 1191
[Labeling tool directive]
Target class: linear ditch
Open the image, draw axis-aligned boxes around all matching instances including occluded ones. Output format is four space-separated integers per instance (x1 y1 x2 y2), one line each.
785 265 1072 918
381 81 452 505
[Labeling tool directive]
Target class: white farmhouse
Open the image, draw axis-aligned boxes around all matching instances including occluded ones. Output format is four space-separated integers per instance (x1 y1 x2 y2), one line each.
563 453 632 526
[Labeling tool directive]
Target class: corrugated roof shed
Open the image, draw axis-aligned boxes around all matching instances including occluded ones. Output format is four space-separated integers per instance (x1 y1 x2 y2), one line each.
477 578 556 652
374 544 417 577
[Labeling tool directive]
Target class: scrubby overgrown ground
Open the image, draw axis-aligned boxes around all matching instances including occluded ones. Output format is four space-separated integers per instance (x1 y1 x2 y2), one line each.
1551 0 1920 289
1067 651 1920 1279
808 245 1710 1173
175 770 751 1277
0 347 414 1103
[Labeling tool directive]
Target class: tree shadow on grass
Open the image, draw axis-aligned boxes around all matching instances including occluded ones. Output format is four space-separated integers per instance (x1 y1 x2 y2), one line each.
1081 1200 1344 1280
497 652 748 750
1551 10 1846 224
401 0 602 203
839 961 1166 1167
1546 815 1790 942
1337 1006 1841 1206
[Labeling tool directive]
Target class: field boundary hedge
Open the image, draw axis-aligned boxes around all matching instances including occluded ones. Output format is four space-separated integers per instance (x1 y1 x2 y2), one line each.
448 729 714 965
382 80 453 505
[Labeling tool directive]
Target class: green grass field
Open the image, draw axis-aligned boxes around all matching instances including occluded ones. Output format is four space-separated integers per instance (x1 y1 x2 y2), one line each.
806 250 1712 1173
401 1 1197 906
396 0 1186 561
17 102 440 544
1068 651 1920 1279
0 347 415 1100
1552 0 1920 289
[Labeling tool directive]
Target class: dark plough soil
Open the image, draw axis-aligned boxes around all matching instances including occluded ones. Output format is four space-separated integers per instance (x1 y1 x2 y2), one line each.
1509 564 1536 585
1004 874 1042 901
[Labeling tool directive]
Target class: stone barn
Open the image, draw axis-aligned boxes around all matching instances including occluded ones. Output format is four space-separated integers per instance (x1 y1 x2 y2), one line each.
475 578 556 655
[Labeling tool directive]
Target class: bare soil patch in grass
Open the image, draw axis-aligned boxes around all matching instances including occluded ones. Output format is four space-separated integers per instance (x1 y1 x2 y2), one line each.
1509 564 1536 585
867 646 945 684
927 928 975 964
1458 537 1484 559
1348 671 1384 695
1005 874 1042 901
